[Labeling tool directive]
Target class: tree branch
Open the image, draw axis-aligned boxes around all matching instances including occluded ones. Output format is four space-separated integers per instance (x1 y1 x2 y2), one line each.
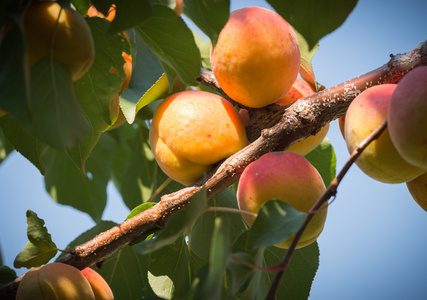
1 40 427 299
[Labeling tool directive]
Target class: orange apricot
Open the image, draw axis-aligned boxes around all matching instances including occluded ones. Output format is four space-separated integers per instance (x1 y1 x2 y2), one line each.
406 172 427 212
210 7 300 108
149 90 248 185
81 267 114 300
24 1 94 81
237 151 327 249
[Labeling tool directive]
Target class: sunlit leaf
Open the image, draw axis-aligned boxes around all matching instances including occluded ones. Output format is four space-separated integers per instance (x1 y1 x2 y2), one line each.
14 210 58 269
305 137 336 186
247 200 306 250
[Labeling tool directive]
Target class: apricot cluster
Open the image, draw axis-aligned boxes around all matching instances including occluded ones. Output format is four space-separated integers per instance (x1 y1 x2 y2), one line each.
16 262 113 300
341 66 427 211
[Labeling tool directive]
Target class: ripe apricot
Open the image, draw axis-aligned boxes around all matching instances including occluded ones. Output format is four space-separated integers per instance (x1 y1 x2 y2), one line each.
344 84 426 183
24 1 95 81
16 262 95 300
406 172 427 212
276 78 330 155
210 7 300 108
149 90 248 185
237 151 327 249
81 267 114 300
388 66 427 169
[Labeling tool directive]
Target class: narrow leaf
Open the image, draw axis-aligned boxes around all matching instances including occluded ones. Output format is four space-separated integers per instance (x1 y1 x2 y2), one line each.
126 202 157 220
247 200 306 250
14 210 57 268
295 29 320 90
184 0 230 48
0 266 17 286
135 5 202 86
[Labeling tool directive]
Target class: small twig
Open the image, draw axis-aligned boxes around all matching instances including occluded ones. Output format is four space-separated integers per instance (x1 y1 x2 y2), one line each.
265 119 388 300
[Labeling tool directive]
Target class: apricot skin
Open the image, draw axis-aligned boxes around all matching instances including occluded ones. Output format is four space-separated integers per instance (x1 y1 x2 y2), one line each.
149 90 248 185
237 151 327 249
16 262 95 300
81 267 114 300
211 7 300 108
344 84 426 183
388 66 427 169
24 1 94 81
276 78 329 155
406 172 427 212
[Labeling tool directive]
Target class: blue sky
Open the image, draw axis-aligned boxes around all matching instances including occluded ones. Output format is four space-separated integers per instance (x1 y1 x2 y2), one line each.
1 0 427 299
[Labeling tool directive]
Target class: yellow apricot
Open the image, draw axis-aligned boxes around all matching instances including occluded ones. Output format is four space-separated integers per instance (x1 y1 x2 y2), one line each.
276 78 329 155
24 1 94 81
237 151 327 249
16 262 95 300
149 90 248 185
344 84 426 183
81 267 114 300
406 172 427 212
388 66 427 169
211 7 300 108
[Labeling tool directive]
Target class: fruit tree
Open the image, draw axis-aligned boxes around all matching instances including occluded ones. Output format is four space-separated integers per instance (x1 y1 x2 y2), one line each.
1 0 427 299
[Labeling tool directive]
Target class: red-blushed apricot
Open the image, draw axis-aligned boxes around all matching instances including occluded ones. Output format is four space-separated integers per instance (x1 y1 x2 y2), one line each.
406 172 427 212
338 115 345 138
344 84 426 183
237 151 327 249
276 78 330 155
388 66 427 169
16 262 95 300
81 267 114 300
149 90 249 185
24 1 94 81
210 7 300 108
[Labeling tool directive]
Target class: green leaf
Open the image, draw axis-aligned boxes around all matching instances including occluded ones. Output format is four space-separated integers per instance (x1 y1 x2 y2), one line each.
120 31 165 124
127 202 157 220
0 115 47 174
190 188 247 261
193 218 229 300
0 15 31 124
135 5 202 86
120 122 156 210
264 243 320 299
0 265 17 287
29 56 91 149
295 30 320 90
184 0 230 48
267 0 358 50
14 210 58 269
71 0 93 15
60 220 157 299
148 236 193 299
66 129 101 174
43 134 115 222
192 30 212 70
305 137 336 186
108 0 152 36
75 17 129 132
0 124 14 164
247 200 306 250
135 188 208 255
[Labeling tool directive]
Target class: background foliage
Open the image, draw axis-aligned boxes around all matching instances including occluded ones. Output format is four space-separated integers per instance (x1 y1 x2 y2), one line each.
1 0 427 299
